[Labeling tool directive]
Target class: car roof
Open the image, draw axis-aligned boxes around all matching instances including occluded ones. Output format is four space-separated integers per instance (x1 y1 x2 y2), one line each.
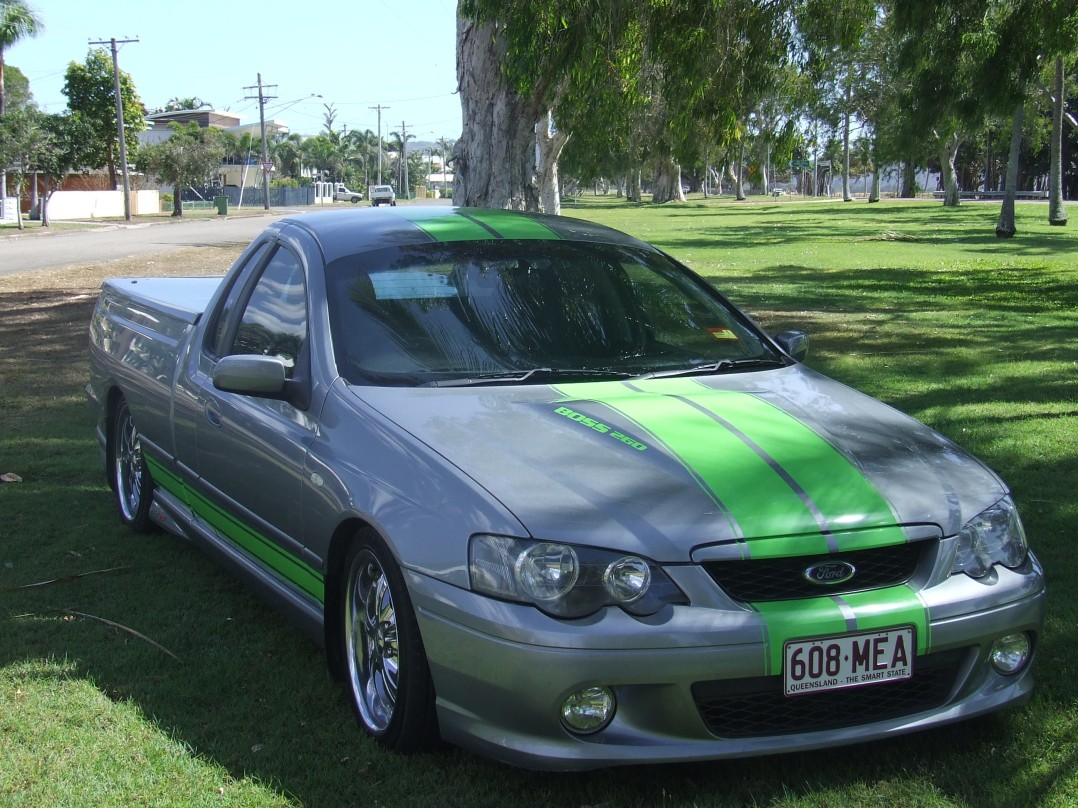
274 207 657 265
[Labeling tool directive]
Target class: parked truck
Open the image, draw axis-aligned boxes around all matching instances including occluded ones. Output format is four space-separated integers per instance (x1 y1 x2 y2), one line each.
334 184 363 203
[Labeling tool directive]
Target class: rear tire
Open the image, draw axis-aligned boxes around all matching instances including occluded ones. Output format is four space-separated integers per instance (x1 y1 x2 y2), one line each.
111 397 155 532
341 529 436 752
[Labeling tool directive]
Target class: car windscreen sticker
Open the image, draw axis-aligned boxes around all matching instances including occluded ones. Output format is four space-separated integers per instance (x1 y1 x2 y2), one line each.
707 327 739 341
552 380 906 556
370 271 458 300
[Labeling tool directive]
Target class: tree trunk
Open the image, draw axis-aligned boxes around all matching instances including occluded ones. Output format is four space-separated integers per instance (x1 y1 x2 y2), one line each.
842 80 852 202
869 169 881 203
937 131 963 207
651 156 685 203
735 141 746 200
536 111 570 215
900 160 916 198
172 186 183 217
106 144 118 191
1048 56 1068 227
454 15 544 210
995 102 1024 238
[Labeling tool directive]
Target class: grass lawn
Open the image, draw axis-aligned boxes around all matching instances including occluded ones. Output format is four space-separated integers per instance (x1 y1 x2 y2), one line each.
1 197 1075 807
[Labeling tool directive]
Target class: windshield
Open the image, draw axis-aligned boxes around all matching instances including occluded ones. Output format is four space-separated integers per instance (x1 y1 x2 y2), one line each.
326 240 782 386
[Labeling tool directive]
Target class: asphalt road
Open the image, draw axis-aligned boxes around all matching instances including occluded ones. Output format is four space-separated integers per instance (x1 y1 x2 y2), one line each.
0 212 291 277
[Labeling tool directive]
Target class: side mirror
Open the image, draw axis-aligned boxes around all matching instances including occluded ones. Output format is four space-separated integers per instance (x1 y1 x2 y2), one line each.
212 355 288 396
774 330 810 362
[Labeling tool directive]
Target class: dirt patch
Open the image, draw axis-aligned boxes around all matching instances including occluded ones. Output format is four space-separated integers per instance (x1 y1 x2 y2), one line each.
0 246 245 404
0 244 242 296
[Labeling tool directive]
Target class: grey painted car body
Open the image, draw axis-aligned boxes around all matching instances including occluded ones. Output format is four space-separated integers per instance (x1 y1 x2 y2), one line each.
87 207 1045 770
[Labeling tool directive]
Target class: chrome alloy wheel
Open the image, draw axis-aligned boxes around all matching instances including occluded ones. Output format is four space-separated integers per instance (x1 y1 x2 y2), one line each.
115 401 145 522
345 548 400 733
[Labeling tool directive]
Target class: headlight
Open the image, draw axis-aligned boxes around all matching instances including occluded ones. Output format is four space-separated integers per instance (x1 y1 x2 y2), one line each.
952 496 1028 578
469 535 687 618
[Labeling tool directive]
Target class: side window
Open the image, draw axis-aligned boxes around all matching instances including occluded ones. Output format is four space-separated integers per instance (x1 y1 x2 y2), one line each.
209 241 271 356
227 248 308 375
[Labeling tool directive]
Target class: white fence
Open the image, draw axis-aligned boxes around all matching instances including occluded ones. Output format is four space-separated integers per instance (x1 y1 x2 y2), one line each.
43 189 160 219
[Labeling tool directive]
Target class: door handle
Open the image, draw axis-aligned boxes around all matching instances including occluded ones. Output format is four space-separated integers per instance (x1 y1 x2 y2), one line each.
205 399 223 428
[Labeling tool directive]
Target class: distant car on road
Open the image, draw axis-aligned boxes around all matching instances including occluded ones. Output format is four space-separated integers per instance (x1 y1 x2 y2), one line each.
369 184 396 206
334 185 363 204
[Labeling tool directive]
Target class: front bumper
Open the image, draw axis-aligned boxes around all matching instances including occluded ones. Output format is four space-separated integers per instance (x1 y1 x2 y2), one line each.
407 558 1045 771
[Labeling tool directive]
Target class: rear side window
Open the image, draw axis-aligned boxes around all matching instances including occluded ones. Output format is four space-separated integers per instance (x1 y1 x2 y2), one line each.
228 248 308 373
209 241 271 356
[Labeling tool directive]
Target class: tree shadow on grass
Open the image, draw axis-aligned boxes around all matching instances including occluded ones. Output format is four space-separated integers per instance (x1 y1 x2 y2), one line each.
1 284 1074 807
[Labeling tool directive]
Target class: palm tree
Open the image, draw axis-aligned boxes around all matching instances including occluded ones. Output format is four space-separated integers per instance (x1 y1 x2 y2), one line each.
270 132 306 180
436 136 455 196
345 128 379 188
0 0 42 116
164 97 211 112
389 129 415 197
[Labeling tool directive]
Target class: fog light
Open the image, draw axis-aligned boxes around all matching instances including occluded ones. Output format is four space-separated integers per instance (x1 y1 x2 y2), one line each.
989 633 1032 675
560 686 615 734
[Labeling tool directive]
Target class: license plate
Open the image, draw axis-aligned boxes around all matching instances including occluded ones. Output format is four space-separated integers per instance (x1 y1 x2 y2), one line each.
783 626 914 696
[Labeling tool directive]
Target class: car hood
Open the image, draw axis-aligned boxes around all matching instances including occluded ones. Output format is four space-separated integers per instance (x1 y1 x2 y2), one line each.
350 366 1006 561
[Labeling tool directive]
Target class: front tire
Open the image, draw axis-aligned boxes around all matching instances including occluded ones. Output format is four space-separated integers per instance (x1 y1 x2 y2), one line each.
111 397 155 532
341 529 436 752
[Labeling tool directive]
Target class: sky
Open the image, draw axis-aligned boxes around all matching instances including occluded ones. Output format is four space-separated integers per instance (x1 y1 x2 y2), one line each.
7 0 463 142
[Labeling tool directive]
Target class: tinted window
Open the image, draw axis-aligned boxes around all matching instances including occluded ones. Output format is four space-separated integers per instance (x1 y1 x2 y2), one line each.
209 241 271 356
228 248 308 374
325 240 775 386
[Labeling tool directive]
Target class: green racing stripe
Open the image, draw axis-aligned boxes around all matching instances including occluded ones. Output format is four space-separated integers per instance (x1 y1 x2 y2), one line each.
752 586 930 675
553 379 906 553
143 455 325 603
550 380 931 670
410 209 563 242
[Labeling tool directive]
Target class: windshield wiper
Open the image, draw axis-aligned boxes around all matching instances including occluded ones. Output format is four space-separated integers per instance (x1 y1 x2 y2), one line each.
419 367 634 388
635 357 788 380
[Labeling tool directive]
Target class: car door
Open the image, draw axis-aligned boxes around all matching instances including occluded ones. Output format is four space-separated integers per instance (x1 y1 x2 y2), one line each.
191 242 319 596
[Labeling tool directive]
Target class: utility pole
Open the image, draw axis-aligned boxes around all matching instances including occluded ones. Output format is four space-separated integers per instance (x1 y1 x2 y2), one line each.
245 74 277 210
400 120 409 199
369 104 389 185
90 37 138 221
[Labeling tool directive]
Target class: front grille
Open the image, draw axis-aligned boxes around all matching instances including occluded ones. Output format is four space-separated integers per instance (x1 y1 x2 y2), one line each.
702 540 931 602
692 648 964 738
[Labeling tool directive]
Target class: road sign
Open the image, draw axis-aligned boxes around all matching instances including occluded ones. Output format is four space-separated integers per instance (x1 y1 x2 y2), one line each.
790 159 811 170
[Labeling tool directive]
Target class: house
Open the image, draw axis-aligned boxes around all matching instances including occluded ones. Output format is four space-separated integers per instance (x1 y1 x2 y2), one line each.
141 109 290 189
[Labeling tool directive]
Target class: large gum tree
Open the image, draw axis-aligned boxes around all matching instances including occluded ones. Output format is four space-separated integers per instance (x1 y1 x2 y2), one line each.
454 0 794 212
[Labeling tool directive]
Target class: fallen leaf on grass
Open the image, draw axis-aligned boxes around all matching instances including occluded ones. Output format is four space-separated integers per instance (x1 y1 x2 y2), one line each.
62 609 184 664
8 566 133 591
